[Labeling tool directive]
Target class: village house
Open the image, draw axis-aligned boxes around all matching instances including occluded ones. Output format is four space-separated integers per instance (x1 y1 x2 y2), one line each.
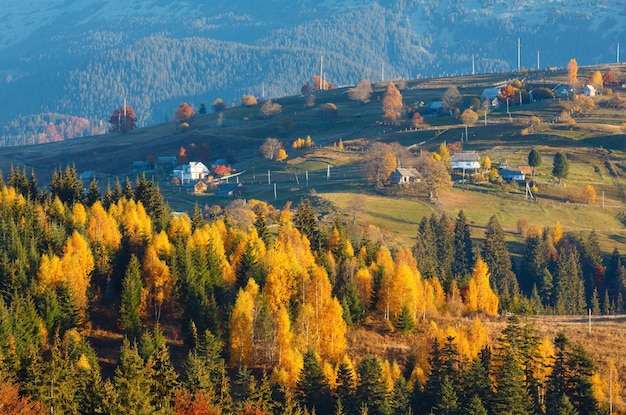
451 152 481 171
390 167 421 186
171 161 210 184
583 84 597 97
499 167 526 182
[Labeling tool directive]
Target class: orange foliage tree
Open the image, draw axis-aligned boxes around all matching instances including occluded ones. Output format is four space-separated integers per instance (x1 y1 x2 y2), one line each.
567 58 578 86
174 102 194 123
463 258 499 316
382 82 403 123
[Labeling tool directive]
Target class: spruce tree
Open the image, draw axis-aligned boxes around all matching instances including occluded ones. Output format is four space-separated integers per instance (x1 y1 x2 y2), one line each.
296 350 331 414
113 338 156 414
119 255 143 341
293 199 322 251
436 214 455 289
356 355 389 415
492 348 533 415
335 361 357 415
452 210 474 279
432 376 459 415
482 215 519 301
554 247 586 315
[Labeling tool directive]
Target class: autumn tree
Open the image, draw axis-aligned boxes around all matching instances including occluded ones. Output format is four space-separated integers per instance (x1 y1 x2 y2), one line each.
464 258 499 316
241 95 258 106
348 79 373 103
461 109 478 126
603 70 618 87
260 100 282 117
275 148 288 162
174 103 194 123
229 280 259 368
442 86 462 112
382 82 403 123
417 154 451 199
259 137 283 160
582 185 596 203
211 98 227 112
567 59 578 86
588 71 603 90
109 104 138 133
363 142 396 187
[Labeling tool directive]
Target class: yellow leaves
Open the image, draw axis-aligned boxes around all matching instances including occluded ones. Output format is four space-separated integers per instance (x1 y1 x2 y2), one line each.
87 201 121 250
464 258 499 316
188 222 235 287
355 267 373 309
229 280 259 368
61 231 94 310
76 354 92 371
37 253 63 289
152 230 172 257
551 222 563 245
112 199 152 248
39 232 94 312
142 244 171 319
167 213 191 240
273 306 303 389
71 203 87 229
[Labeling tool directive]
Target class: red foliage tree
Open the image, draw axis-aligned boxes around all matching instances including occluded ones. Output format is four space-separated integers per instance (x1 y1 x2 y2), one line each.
109 104 138 132
174 103 195 123
213 164 230 176
603 70 618 87
177 146 188 164
312 75 334 91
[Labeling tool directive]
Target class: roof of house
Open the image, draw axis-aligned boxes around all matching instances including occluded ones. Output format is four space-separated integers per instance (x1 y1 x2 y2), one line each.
480 87 501 100
395 167 420 177
155 156 177 164
451 152 480 163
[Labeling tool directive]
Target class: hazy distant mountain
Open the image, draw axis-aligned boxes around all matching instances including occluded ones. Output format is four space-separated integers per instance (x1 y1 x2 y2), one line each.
1 0 624 146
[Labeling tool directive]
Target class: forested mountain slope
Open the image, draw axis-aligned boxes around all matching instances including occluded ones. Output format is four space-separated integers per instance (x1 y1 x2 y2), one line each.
1 0 625 145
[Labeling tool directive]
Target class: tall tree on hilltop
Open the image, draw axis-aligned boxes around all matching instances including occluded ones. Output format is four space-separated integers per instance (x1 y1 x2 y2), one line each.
382 82 403 123
174 102 195 123
567 59 578 87
442 86 462 112
109 104 138 133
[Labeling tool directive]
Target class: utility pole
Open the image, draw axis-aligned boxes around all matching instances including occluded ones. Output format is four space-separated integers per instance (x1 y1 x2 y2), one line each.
517 37 521 72
537 49 540 70
320 55 324 90
472 54 475 75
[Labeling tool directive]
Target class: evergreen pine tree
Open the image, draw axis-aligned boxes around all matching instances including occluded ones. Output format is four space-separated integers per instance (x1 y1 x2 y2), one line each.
356 355 389 415
191 203 206 232
119 255 143 341
436 214 455 289
460 357 493 413
293 199 322 251
396 303 415 333
296 350 332 414
492 348 533 415
413 215 439 279
482 215 519 301
465 394 488 415
554 247 586 315
335 361 357 415
432 376 459 415
86 178 100 206
390 376 411 415
113 338 156 414
452 210 474 279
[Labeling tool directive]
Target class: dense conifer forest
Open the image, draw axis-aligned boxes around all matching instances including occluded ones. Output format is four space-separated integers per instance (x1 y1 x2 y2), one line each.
0 165 620 414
